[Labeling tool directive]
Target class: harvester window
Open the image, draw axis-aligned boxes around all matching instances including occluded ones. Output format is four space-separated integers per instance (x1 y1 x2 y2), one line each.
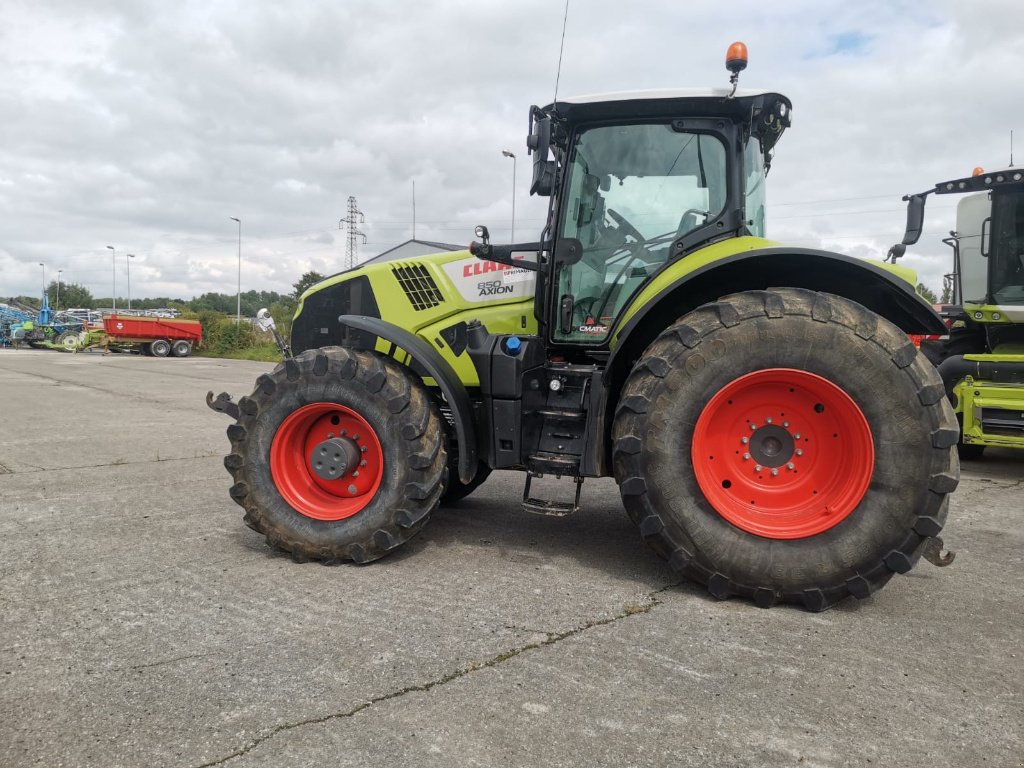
554 123 727 342
991 189 1024 304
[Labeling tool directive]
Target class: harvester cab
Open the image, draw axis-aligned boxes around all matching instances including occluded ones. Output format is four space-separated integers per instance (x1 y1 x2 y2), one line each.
211 44 959 611
897 167 1024 457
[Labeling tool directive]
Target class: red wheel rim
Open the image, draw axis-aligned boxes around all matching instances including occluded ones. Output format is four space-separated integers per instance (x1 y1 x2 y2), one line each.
270 402 384 521
691 368 874 539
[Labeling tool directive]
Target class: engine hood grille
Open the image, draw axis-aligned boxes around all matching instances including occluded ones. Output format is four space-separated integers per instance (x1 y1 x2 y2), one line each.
392 263 445 311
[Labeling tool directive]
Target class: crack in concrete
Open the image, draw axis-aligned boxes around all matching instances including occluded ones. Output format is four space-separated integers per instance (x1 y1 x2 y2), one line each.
122 652 215 672
0 453 220 477
192 581 683 768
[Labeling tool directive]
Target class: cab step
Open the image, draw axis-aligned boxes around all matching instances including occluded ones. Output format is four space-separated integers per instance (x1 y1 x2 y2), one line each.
521 471 583 517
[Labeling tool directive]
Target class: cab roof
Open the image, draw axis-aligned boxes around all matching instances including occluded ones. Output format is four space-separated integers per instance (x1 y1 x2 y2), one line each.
543 88 791 124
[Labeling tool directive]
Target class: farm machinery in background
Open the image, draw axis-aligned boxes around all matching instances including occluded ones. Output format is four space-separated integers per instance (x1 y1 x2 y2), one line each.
0 294 88 349
209 43 959 611
892 167 1024 458
1 294 201 357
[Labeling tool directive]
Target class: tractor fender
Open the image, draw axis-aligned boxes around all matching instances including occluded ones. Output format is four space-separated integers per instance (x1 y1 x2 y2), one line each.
335 315 477 484
596 247 947 474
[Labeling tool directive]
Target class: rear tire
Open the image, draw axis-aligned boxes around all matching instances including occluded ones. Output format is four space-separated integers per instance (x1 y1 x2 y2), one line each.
150 339 171 357
441 461 492 504
171 340 191 357
612 288 959 611
223 347 446 563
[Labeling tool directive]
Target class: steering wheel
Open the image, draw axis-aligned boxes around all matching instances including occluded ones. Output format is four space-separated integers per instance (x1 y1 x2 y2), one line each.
607 208 644 244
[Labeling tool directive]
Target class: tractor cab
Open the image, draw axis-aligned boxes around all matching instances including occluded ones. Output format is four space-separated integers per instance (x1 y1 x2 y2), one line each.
473 84 793 349
540 89 791 345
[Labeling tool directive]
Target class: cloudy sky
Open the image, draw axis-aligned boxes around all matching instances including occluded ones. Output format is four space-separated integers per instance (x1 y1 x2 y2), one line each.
2 0 1022 303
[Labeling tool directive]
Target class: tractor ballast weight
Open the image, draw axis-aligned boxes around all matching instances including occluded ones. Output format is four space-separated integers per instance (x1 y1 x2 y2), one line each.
211 46 958 610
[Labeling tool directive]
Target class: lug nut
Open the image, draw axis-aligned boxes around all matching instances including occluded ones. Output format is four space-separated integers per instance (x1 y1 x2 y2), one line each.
787 463 795 470
795 449 803 456
743 452 751 460
766 417 773 424
360 460 367 467
794 433 802 440
741 436 749 444
754 464 763 472
771 468 779 476
783 421 790 428
347 484 357 494
750 423 757 430
352 470 360 477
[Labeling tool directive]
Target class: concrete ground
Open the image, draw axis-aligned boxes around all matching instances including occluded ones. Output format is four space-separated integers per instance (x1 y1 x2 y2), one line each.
0 347 1021 768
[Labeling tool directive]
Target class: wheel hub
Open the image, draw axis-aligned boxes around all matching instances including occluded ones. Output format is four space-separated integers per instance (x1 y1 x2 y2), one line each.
748 424 794 468
310 436 361 481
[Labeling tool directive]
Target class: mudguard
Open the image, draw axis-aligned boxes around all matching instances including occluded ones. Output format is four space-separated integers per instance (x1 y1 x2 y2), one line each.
336 315 477 484
607 246 947 391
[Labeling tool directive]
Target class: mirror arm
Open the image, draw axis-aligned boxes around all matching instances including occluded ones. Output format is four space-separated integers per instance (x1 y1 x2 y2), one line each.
468 241 542 272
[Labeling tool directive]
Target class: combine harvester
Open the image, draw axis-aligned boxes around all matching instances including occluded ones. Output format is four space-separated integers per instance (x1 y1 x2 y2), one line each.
892 166 1024 458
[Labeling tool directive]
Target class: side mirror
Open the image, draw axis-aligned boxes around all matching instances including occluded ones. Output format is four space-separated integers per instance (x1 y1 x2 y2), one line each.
255 308 276 332
527 111 555 196
886 243 906 263
901 194 927 245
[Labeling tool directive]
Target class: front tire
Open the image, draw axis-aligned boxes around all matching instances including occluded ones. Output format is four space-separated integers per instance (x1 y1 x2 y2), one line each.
223 347 446 563
612 288 959 611
150 339 171 357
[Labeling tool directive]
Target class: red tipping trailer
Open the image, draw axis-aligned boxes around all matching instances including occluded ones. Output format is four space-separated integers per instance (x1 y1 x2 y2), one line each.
103 315 202 357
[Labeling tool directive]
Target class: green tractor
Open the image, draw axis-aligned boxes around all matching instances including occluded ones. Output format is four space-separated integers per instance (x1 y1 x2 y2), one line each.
209 46 958 610
897 167 1024 458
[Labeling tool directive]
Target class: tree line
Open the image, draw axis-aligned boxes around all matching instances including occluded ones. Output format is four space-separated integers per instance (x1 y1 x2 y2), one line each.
10 271 327 319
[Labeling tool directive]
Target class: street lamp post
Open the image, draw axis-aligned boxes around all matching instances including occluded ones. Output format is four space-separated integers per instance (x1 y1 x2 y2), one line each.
39 262 45 301
229 217 241 323
106 245 116 313
56 269 63 311
126 254 135 312
502 150 517 242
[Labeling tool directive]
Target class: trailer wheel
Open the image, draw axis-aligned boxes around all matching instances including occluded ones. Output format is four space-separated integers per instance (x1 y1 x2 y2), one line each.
612 288 959 611
150 339 171 357
223 347 446 563
171 340 192 358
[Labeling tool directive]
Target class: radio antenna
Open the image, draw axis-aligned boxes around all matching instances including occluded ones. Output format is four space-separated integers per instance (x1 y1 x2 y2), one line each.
1011 129 1015 166
552 0 571 105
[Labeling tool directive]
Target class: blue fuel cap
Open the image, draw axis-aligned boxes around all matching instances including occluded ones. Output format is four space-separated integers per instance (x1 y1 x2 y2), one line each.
505 336 522 356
